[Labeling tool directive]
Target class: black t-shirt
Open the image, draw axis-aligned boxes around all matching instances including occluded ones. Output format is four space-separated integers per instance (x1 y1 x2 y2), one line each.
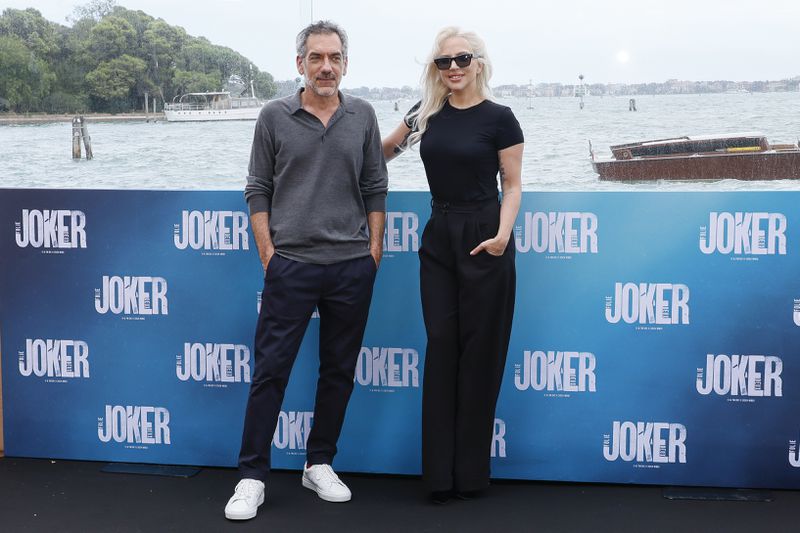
410 99 524 203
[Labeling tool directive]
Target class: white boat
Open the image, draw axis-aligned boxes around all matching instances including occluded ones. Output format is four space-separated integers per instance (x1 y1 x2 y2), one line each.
164 91 264 122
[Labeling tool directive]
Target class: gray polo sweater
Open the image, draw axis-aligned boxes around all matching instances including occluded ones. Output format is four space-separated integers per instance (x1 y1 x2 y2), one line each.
244 90 388 264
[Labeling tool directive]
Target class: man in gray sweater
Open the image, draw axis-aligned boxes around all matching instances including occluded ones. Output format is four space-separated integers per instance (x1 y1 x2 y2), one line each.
225 21 387 521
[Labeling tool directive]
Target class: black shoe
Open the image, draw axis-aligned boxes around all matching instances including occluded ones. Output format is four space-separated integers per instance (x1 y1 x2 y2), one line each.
431 490 454 505
456 489 483 501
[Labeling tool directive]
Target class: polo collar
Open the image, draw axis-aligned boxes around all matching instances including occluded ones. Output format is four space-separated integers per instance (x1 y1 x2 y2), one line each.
290 88 352 115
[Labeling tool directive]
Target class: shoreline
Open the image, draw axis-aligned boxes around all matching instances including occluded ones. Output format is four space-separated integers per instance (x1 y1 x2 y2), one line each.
0 113 166 125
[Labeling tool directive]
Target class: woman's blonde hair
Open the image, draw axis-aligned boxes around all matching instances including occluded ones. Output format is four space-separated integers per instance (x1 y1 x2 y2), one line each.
407 27 493 147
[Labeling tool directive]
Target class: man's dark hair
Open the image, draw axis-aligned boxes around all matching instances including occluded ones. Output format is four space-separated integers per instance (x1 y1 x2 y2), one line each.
296 20 348 58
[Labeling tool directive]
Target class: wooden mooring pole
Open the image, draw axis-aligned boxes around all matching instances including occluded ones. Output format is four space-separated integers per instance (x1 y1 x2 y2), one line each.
80 116 93 160
72 116 81 159
71 116 93 160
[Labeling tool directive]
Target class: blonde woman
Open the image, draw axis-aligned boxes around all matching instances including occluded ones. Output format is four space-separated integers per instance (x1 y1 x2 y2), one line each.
383 27 523 504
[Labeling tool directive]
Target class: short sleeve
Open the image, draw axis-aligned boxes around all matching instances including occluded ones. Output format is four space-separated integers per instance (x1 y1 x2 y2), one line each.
403 100 422 130
495 106 524 150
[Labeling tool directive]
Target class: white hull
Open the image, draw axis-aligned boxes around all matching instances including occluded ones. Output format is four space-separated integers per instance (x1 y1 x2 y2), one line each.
164 106 262 122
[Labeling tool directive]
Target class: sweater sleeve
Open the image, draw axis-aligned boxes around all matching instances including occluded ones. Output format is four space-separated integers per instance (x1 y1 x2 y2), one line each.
244 112 275 215
360 106 389 213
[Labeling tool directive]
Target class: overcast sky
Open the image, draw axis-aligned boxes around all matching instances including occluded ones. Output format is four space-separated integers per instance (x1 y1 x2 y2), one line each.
7 0 800 87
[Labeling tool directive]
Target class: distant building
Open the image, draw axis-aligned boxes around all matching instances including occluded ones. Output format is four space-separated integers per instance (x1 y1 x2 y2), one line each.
274 75 800 100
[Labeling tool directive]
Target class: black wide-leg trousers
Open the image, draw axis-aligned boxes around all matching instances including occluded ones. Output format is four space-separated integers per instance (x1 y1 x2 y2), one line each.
238 254 377 482
420 199 516 493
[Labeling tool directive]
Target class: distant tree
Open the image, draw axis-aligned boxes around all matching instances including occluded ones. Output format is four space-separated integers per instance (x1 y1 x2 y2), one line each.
86 54 146 112
180 37 214 73
143 19 187 100
0 8 59 59
587 83 604 96
69 0 117 23
253 70 277 99
40 91 89 114
0 4 280 113
112 7 155 58
205 46 252 91
0 34 55 112
171 69 220 95
346 86 370 98
90 15 135 61
273 79 299 98
52 21 95 97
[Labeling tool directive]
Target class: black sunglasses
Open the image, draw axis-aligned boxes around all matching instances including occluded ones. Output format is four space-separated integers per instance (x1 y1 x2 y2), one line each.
433 53 477 70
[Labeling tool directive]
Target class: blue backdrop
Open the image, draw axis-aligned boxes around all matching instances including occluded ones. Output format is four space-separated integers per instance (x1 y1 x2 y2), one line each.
2 188 800 489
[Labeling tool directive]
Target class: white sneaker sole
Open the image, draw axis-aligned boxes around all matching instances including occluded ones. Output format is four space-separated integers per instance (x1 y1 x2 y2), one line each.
224 492 264 520
302 476 352 502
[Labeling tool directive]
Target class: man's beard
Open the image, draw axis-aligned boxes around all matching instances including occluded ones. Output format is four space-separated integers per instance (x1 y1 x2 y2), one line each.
306 74 339 97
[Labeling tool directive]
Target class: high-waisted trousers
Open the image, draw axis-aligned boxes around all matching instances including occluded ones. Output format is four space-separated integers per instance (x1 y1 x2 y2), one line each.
237 253 377 482
419 198 516 492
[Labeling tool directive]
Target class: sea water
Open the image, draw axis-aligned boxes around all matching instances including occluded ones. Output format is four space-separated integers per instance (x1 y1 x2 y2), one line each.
1 92 798 191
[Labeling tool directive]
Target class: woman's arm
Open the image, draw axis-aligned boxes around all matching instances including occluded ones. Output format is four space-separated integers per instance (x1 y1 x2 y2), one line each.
382 121 412 162
470 142 524 256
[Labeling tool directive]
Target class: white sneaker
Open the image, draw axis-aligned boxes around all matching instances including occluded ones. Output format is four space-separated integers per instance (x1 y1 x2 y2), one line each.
302 464 352 502
224 478 265 520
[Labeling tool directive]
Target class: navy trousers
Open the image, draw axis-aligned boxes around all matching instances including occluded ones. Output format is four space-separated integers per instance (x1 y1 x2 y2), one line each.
419 199 516 492
238 253 377 481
